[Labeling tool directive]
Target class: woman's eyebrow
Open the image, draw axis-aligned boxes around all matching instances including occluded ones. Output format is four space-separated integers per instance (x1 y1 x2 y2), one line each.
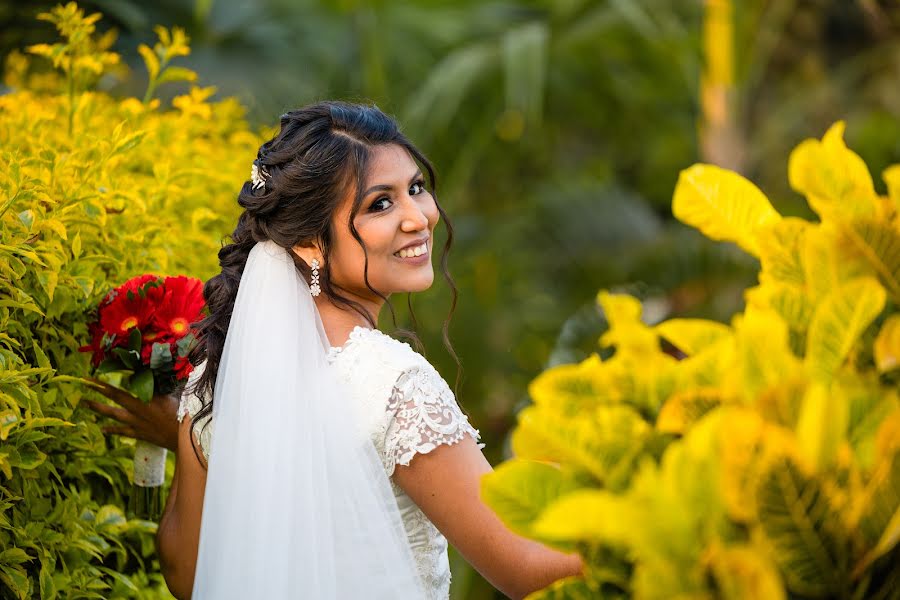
362 169 423 197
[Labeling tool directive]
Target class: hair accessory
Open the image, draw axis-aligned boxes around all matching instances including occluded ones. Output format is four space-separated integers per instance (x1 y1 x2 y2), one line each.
250 161 270 191
310 259 321 296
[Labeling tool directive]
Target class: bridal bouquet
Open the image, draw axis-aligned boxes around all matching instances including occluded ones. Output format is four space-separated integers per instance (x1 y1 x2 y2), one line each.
80 274 205 518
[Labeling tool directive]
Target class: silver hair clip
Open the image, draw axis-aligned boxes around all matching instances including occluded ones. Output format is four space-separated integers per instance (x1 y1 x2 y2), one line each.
250 162 270 191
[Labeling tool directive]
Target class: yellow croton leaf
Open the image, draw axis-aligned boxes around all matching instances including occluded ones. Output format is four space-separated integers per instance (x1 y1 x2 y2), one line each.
597 291 658 356
511 407 569 464
532 488 634 544
801 223 872 303
788 121 879 221
883 164 900 215
841 218 900 303
528 354 607 416
874 315 900 373
655 318 731 356
730 306 800 404
756 217 809 287
796 382 849 472
514 404 651 489
480 459 582 538
703 541 786 600
672 163 781 257
806 276 886 383
656 387 725 434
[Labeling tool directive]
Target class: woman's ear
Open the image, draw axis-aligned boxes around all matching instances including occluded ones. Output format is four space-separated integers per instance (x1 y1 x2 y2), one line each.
291 243 323 267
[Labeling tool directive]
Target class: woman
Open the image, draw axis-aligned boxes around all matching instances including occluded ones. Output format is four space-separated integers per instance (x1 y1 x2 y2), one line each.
86 101 583 599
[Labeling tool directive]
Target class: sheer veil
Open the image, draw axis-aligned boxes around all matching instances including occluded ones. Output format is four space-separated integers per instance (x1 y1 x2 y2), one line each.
191 240 424 598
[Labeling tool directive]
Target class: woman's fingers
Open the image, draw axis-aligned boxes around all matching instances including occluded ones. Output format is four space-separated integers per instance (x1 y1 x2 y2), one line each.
86 378 145 413
85 400 138 425
101 425 138 438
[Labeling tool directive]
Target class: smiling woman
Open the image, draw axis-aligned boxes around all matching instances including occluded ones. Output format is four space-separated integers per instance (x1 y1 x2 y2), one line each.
93 101 582 599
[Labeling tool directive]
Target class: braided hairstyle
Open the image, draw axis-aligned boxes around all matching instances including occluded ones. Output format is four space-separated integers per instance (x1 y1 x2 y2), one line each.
184 101 459 463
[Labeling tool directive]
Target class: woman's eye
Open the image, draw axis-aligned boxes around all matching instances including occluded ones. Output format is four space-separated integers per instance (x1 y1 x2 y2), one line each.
370 197 392 212
410 180 426 195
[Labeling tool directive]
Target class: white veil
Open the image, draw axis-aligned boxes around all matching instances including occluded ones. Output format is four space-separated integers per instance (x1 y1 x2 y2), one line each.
191 240 424 598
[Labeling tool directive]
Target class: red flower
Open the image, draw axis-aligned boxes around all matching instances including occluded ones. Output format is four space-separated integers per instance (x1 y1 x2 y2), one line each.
153 276 205 337
174 355 193 380
81 273 205 392
78 320 107 367
99 283 158 338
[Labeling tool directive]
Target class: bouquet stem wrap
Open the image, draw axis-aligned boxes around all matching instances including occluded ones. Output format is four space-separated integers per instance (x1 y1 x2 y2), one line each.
129 440 166 519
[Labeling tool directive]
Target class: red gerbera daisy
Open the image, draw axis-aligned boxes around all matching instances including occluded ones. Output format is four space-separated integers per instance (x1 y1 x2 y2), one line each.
153 276 205 337
99 276 164 338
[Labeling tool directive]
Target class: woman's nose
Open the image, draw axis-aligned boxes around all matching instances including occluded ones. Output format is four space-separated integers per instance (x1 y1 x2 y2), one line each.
400 198 430 231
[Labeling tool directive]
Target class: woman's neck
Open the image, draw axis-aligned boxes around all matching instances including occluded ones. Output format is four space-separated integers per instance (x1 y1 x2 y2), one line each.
314 294 383 348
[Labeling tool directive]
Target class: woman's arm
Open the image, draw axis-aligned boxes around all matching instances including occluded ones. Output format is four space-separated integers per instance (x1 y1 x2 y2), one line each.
156 416 208 599
392 436 584 600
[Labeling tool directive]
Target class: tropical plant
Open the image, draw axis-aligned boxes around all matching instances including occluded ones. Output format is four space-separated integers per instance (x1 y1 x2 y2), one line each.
0 4 260 597
483 122 900 599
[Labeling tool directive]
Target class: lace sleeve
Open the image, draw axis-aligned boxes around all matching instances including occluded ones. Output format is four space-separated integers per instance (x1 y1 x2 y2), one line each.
175 362 212 461
383 366 485 476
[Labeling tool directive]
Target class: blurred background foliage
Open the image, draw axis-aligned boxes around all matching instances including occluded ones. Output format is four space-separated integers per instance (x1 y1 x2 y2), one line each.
3 1 899 598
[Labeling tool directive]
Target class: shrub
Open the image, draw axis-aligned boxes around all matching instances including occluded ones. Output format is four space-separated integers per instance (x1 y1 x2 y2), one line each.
483 122 900 599
0 3 262 597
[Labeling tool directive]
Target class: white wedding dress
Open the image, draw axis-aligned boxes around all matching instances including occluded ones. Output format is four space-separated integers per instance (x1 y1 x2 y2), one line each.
177 325 484 600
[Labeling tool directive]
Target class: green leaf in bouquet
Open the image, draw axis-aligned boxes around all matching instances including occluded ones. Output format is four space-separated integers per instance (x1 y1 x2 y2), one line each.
111 347 140 370
129 369 154 403
176 332 197 357
149 342 173 370
127 327 142 352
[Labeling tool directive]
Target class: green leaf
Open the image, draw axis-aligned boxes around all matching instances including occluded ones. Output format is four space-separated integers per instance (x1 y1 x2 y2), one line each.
111 347 139 370
32 340 51 371
129 369 154 403
481 460 581 537
755 455 851 596
71 232 82 259
0 548 32 565
524 575 601 600
127 327 142 352
0 564 30 600
39 554 56 600
14 444 47 470
149 342 173 370
853 451 900 576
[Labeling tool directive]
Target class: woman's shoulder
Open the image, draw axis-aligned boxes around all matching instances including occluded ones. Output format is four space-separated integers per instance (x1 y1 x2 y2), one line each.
326 326 431 375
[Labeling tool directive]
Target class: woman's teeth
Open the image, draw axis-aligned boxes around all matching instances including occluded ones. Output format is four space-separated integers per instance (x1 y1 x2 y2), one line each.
395 243 427 258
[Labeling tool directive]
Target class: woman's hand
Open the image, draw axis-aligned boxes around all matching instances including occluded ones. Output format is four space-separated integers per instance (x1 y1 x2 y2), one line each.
84 379 181 452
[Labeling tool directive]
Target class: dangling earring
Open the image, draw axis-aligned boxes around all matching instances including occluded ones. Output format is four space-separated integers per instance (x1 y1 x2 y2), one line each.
310 259 321 297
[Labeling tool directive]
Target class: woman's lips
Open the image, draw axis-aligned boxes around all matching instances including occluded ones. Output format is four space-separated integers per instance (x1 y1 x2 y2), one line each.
393 243 429 264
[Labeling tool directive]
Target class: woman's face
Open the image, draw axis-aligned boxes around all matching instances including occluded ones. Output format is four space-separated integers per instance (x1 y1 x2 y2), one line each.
326 143 439 303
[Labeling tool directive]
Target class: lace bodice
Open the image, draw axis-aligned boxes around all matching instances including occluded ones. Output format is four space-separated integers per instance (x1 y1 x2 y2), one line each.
176 326 483 600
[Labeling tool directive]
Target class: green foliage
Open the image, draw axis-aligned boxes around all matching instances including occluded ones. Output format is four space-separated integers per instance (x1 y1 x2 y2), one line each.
0 4 261 597
484 123 900 599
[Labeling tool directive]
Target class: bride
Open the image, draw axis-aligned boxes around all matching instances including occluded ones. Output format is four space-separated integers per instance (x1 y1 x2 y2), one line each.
86 101 583 599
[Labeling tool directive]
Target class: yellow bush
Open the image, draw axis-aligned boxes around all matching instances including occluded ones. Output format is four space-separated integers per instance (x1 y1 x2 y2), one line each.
0 4 263 596
484 121 900 599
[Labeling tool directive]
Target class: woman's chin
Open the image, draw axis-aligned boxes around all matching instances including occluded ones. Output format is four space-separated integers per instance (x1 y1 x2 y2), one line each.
400 272 434 293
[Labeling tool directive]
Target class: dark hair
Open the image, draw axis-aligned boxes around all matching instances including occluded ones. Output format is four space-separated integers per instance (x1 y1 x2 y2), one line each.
184 101 459 466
